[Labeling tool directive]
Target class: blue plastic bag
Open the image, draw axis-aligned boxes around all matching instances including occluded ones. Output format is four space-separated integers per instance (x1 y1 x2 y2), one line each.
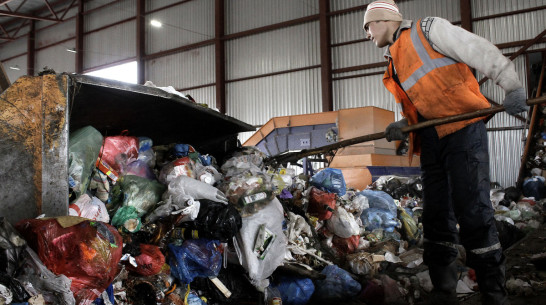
168 239 222 284
358 190 397 215
313 265 361 301
93 284 115 305
310 168 346 196
360 208 400 232
522 177 545 200
273 276 315 305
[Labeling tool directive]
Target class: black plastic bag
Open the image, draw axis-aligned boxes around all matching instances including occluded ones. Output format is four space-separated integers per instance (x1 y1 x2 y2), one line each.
180 199 242 242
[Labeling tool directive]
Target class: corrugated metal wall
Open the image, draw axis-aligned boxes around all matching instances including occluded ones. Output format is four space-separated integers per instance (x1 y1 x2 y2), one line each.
83 0 136 70
145 44 215 89
36 40 76 74
1 55 26 83
225 0 318 34
146 0 214 54
226 68 322 125
471 0 544 187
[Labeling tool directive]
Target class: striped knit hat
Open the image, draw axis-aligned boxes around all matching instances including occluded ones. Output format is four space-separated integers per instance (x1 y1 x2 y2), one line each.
363 0 403 29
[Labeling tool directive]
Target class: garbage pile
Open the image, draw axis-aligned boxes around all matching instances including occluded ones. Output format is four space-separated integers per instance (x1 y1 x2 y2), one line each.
1 125 545 305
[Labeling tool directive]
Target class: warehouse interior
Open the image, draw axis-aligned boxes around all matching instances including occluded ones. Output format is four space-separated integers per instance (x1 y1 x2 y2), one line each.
0 0 545 305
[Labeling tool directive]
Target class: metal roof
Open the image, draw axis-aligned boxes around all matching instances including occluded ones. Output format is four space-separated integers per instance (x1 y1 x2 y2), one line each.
0 0 75 41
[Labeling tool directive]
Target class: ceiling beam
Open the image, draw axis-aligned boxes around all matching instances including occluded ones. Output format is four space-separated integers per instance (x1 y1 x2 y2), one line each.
43 0 59 20
0 1 16 6
0 10 59 21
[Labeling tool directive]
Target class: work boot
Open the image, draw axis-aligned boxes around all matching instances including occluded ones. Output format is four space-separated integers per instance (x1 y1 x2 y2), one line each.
421 261 460 305
475 257 510 305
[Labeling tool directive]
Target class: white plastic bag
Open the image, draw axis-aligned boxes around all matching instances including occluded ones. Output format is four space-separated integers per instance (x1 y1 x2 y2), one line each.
69 194 110 223
166 175 228 204
233 198 287 290
326 206 360 238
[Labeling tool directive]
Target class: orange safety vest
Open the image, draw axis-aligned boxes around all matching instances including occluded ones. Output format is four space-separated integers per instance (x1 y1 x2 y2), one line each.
383 19 491 157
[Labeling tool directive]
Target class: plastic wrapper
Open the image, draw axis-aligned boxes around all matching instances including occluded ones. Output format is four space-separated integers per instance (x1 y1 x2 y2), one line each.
399 207 420 244
179 199 242 242
168 239 222 284
108 175 166 218
219 172 275 216
68 126 103 202
358 190 397 215
272 276 315 305
145 196 200 224
220 146 266 177
89 169 110 202
137 137 156 168
0 217 32 303
310 168 347 196
125 160 156 180
0 217 26 276
313 265 362 301
69 193 110 223
125 244 165 276
158 157 195 184
0 283 12 304
166 175 227 204
194 162 223 185
233 198 287 290
307 187 336 220
99 132 139 174
326 206 360 238
17 246 75 305
15 217 122 305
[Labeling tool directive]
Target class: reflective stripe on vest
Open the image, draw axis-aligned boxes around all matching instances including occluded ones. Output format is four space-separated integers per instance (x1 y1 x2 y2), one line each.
400 22 457 91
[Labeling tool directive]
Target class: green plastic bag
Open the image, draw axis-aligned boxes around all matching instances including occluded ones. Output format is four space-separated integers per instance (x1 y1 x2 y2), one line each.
68 126 103 202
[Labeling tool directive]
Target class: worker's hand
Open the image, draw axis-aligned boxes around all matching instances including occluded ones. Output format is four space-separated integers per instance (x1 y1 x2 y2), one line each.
503 87 528 115
385 118 408 142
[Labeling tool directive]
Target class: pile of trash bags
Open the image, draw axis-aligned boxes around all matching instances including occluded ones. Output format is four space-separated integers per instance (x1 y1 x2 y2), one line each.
1 124 545 305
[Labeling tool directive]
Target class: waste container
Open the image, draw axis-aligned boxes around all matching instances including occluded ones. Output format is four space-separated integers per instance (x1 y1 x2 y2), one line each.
0 73 254 224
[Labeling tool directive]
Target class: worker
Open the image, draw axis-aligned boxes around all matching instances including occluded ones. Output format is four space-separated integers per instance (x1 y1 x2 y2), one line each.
362 1 528 304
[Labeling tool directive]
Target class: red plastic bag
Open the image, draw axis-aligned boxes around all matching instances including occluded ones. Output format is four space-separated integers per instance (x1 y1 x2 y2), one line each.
99 131 139 174
307 187 336 220
125 244 165 276
16 217 123 305
332 235 360 255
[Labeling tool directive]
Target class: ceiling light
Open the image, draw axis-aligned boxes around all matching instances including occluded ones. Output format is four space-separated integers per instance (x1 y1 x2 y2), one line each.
150 19 162 28
66 48 77 53
9 65 20 70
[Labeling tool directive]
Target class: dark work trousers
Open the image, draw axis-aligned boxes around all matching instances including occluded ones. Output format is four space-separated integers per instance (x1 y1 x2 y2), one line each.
419 120 503 270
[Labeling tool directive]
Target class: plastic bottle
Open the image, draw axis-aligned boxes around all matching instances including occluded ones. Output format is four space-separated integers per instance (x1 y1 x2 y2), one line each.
265 286 282 305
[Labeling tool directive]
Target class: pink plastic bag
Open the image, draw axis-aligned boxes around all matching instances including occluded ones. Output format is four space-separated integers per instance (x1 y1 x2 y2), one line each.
99 131 139 174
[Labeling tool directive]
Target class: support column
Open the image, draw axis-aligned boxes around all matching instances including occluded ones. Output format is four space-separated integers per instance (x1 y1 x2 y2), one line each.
319 0 333 112
136 0 146 84
27 20 35 76
215 0 226 114
460 0 473 32
75 0 84 73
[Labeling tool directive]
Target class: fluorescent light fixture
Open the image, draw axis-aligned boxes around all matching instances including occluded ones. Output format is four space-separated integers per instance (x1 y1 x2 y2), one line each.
9 65 20 70
150 19 162 28
66 48 77 53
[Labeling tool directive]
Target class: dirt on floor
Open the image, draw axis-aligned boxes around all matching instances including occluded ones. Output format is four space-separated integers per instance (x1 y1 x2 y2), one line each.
461 219 546 305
